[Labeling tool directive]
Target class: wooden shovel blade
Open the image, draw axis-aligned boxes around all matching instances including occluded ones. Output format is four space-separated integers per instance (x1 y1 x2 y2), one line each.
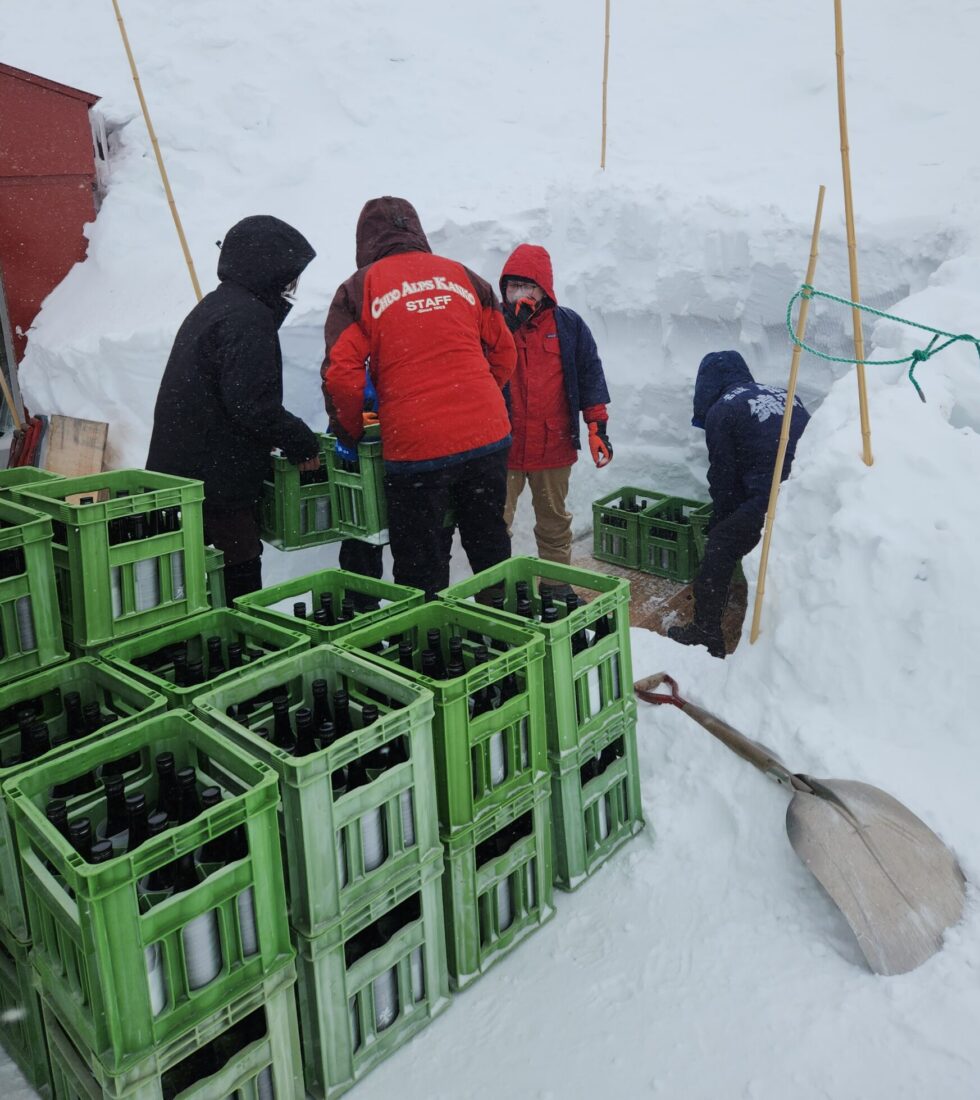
786 777 966 976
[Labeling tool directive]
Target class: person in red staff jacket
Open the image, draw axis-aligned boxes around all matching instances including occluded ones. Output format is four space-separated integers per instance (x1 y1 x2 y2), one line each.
322 196 517 599
500 244 613 566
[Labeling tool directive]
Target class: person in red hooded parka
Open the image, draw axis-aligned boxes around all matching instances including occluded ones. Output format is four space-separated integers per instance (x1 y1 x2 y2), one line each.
322 197 517 599
500 244 613 566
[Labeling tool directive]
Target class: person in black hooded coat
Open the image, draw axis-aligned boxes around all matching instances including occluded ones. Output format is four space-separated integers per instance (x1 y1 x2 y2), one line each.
668 350 810 657
147 215 320 600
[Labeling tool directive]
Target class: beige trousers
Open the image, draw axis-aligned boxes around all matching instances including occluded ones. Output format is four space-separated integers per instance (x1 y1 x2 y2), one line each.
504 466 573 565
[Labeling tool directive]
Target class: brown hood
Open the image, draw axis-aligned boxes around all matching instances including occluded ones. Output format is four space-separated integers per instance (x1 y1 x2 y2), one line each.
355 196 431 269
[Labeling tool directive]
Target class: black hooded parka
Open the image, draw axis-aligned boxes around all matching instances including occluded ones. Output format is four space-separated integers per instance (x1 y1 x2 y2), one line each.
146 215 319 510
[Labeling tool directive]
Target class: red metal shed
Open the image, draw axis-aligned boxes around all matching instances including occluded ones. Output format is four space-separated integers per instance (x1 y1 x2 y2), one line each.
0 63 103 362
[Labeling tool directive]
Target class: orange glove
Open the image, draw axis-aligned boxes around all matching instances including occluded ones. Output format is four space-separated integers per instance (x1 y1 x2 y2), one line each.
362 410 379 427
588 421 613 467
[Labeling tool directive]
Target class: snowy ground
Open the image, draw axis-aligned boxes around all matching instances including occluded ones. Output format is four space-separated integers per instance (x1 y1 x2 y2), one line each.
4 0 980 1096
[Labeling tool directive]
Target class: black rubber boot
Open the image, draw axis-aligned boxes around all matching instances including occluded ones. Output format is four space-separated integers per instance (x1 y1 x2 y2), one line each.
666 620 726 659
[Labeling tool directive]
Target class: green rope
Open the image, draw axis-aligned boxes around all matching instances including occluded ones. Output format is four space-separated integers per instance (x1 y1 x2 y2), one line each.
786 284 980 402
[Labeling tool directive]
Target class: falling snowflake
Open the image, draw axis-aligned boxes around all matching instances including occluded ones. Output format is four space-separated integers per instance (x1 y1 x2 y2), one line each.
748 389 788 422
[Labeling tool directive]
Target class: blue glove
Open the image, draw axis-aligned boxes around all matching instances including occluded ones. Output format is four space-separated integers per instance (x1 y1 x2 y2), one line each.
364 372 378 413
334 437 359 466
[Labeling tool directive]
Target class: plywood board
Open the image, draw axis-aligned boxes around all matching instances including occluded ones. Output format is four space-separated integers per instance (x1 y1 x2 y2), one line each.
39 415 108 477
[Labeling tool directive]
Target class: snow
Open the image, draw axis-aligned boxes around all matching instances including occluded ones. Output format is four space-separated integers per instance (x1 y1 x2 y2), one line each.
4 0 980 1096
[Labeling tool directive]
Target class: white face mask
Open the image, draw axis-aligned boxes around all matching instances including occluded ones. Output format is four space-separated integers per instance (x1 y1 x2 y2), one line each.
505 280 541 305
281 276 300 302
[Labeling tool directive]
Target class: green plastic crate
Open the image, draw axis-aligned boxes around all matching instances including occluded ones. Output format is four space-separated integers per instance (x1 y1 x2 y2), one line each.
195 644 441 939
338 602 547 833
41 960 303 1100
0 925 49 1093
204 547 225 610
0 495 67 685
592 486 669 568
100 608 309 709
0 467 64 499
259 433 338 551
234 567 424 647
442 779 554 990
294 853 450 1100
0 657 167 942
549 704 645 890
637 496 705 582
326 425 388 545
441 557 636 756
10 469 208 650
4 709 293 1073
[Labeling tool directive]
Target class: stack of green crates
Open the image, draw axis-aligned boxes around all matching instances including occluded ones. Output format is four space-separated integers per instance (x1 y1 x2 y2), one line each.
234 567 424 646
3 708 303 1097
442 558 645 890
259 433 338 550
594 485 712 583
10 469 209 653
0 495 67 684
0 657 166 1094
99 608 310 709
194 644 450 1098
338 602 556 990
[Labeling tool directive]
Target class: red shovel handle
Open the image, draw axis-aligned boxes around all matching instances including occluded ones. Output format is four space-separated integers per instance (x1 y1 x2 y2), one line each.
634 672 685 708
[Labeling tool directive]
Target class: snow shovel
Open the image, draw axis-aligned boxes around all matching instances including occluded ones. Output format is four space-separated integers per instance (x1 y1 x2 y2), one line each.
634 672 966 976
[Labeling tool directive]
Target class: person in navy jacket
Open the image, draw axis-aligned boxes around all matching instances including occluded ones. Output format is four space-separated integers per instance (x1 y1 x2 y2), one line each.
500 243 613 566
668 350 810 657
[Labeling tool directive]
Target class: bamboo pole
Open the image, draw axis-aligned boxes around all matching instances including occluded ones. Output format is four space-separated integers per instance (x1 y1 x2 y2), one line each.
749 185 826 644
111 0 203 302
834 0 873 465
600 0 611 169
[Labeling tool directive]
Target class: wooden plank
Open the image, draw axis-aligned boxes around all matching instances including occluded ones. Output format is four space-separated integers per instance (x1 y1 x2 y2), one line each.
38 415 108 477
570 534 747 655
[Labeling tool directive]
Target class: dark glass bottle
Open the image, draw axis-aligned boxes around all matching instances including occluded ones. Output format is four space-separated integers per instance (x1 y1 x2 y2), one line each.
420 649 439 680
332 689 352 737
172 651 189 688
103 774 128 838
184 659 205 687
339 596 355 623
145 811 175 892
446 655 465 680
206 636 225 679
272 696 294 750
155 752 180 823
515 596 534 619
25 721 51 762
125 792 150 853
398 640 415 671
313 608 330 626
90 839 114 864
69 818 93 862
293 708 318 757
293 601 307 620
426 630 446 678
515 580 530 604
45 798 71 841
177 767 202 823
360 703 379 731
318 592 336 625
317 719 336 750
311 680 330 728
541 606 560 624
226 642 244 670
